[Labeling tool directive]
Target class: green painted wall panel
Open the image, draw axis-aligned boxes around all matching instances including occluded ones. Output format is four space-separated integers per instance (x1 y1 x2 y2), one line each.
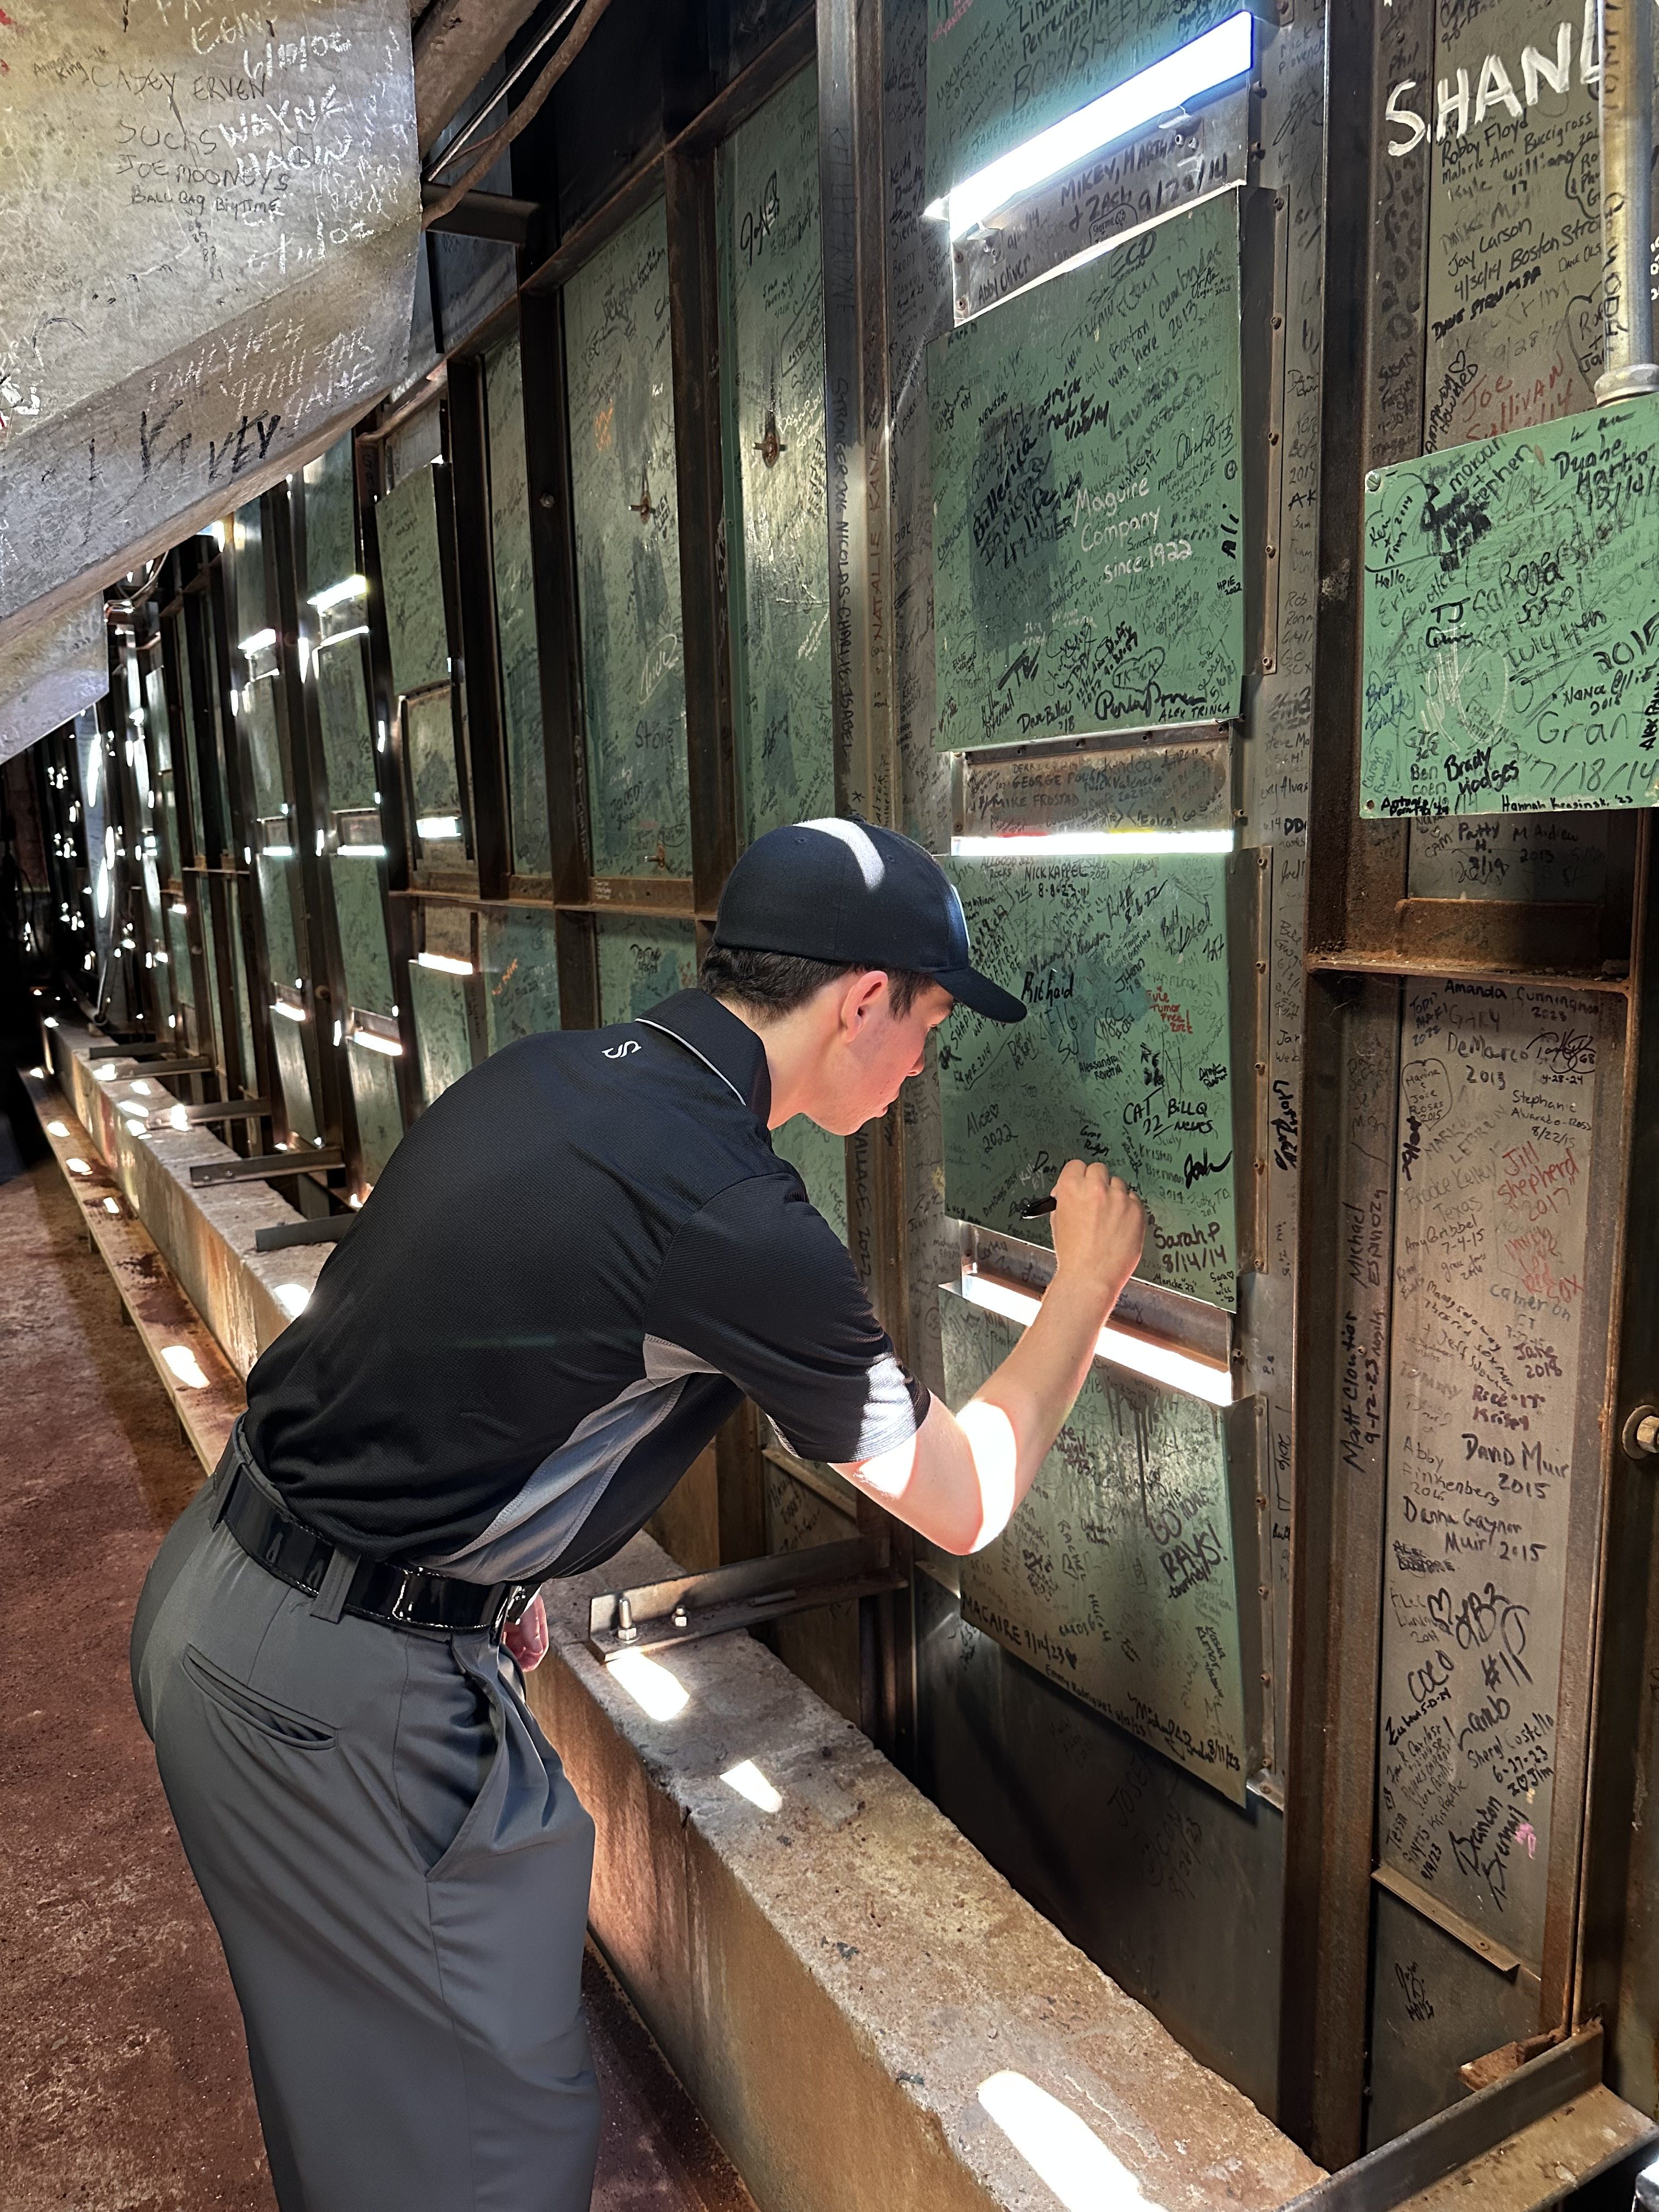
718 63 834 840
487 336 551 878
328 856 396 1017
377 465 450 699
409 960 474 1105
595 916 697 1024
565 200 692 878
772 1115 849 1246
348 1043 404 1184
1361 395 1659 815
482 908 562 1052
943 1288 1249 1803
304 438 378 815
930 194 1245 751
940 852 1237 1310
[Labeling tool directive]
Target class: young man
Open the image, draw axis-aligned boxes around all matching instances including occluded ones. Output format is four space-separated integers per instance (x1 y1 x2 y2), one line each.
131 817 1145 2212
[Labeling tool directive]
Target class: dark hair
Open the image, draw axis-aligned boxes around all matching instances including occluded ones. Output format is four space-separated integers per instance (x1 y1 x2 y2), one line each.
699 943 937 1019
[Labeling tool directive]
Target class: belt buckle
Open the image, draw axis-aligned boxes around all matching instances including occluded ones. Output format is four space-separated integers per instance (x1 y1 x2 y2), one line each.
388 1568 424 1627
490 1581 534 1642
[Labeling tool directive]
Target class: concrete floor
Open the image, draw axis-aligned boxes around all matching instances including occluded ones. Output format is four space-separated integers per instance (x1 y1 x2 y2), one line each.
0 1132 754 2212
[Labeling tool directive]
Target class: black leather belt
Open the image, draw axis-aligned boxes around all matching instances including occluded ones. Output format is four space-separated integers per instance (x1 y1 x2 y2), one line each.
219 1457 538 1643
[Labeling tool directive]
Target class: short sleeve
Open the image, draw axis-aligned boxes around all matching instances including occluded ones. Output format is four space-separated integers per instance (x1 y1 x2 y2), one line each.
644 1173 930 1466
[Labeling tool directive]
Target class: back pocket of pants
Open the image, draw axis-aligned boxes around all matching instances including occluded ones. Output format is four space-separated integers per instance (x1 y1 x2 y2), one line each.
183 1645 336 1750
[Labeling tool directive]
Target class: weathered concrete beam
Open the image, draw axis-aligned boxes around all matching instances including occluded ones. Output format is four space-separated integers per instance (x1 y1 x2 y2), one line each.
533 1548 1324 2212
0 0 420 642
0 601 106 764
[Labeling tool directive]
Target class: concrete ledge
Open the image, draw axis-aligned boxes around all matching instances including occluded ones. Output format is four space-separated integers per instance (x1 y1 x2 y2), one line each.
21 1069 245 1470
533 1542 1323 2212
44 1026 327 1376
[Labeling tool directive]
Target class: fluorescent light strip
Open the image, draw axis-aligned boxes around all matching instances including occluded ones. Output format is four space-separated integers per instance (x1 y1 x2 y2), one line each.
271 1000 308 1023
952 829 1235 857
308 575 369 612
416 950 475 977
313 623 371 651
415 815 462 839
338 842 388 859
937 11 1254 239
349 1029 404 1058
262 843 296 860
239 627 278 656
955 1269 1234 1405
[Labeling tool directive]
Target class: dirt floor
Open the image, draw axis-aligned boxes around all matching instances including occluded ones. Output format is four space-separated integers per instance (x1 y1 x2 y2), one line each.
0 1133 752 2212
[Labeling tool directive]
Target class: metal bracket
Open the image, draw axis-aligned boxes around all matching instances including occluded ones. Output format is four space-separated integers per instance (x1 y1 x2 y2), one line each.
146 1097 271 1130
254 1215 355 1253
190 1149 343 1186
100 1055 213 1077
587 1537 905 1663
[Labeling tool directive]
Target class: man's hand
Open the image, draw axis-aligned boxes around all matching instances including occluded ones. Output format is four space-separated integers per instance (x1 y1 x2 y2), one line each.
503 1592 549 1672
835 1158 1146 1556
1048 1159 1146 1311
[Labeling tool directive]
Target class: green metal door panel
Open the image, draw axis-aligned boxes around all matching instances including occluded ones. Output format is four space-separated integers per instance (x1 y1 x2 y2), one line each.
482 909 562 1052
772 1115 849 1246
225 877 258 1088
405 688 462 820
926 0 1245 201
304 438 378 814
930 193 1246 752
239 675 285 819
565 200 692 879
409 960 475 1105
190 893 219 1066
272 1014 320 1147
377 465 450 698
303 435 358 590
941 1286 1250 1804
595 915 697 1023
328 855 396 1017
940 853 1238 1311
347 1043 404 1184
166 902 196 1047
718 63 834 841
315 640 379 814
486 335 552 878
1360 396 1659 814
143 659 183 882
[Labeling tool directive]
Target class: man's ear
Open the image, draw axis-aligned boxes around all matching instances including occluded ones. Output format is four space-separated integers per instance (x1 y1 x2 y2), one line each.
838 969 890 1039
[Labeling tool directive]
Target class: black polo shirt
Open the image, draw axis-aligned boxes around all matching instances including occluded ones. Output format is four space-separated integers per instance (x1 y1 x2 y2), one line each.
242 991 929 1582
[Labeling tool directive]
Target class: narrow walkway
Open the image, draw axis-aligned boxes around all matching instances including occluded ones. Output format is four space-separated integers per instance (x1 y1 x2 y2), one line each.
0 1132 753 2212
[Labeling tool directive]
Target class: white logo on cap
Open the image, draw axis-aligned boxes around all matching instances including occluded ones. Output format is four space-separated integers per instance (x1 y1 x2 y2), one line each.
801 817 885 889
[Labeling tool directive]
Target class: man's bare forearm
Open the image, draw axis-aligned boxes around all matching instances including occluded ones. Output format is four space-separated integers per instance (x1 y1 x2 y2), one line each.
837 1163 1146 1553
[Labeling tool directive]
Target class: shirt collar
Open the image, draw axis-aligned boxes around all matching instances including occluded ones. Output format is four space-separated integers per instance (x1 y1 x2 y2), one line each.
637 991 772 1124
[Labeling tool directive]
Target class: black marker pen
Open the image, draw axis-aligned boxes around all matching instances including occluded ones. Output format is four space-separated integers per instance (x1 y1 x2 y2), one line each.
1018 1196 1057 1219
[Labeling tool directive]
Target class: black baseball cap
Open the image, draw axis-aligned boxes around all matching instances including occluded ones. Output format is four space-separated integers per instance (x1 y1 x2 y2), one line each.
712 818 1026 1024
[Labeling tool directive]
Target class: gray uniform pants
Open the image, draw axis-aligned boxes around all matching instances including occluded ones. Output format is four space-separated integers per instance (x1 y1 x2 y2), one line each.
130 1454 600 2211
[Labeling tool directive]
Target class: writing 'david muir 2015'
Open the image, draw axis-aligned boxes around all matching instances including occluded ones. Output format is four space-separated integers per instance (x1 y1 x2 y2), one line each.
1378 980 1601 1960
940 854 1237 1311
930 191 1246 751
